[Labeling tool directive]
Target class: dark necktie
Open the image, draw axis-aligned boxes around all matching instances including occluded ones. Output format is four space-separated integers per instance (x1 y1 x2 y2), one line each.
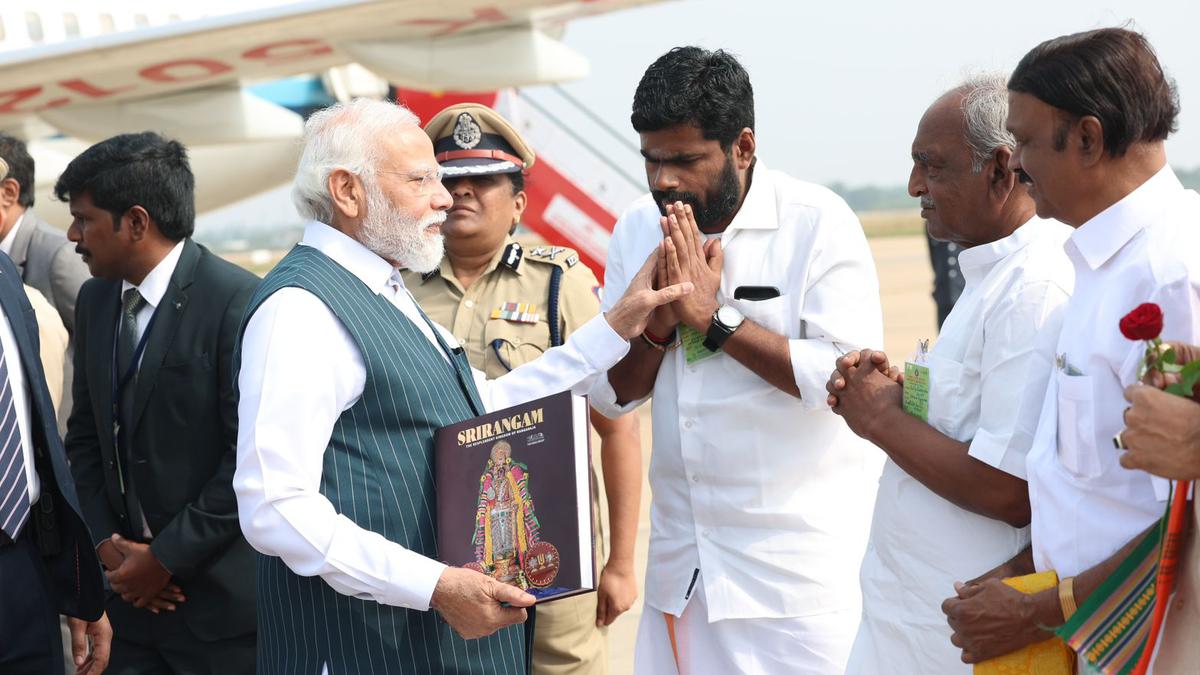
118 288 146 381
117 288 147 534
0 330 29 541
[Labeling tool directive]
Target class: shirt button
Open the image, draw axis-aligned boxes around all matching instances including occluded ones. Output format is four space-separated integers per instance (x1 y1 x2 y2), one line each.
702 530 710 538
464 299 475 308
683 420 694 429
692 474 700 483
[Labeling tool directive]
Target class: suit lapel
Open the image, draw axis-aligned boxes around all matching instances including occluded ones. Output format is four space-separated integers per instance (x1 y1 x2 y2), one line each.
88 282 120 459
7 212 37 271
129 240 198 434
0 268 40 388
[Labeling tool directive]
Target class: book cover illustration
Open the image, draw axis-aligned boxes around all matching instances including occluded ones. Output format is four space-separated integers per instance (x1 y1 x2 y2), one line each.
435 391 593 602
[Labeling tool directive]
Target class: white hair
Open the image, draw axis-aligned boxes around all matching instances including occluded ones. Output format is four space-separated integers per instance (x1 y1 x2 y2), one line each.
291 98 421 223
957 73 1016 173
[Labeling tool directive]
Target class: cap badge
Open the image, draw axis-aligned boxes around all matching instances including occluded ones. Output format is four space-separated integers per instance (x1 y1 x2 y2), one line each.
453 112 482 150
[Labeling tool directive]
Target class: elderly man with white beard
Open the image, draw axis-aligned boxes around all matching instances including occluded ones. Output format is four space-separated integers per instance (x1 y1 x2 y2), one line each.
232 98 691 675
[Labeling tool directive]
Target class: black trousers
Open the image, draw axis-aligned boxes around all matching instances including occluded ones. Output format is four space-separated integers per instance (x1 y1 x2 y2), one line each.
0 529 65 675
105 597 255 675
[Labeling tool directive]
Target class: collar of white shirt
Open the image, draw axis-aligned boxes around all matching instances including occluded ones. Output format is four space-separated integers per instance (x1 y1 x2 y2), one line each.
1068 164 1184 271
122 239 186 309
956 216 1047 286
721 160 778 237
0 212 25 256
299 221 396 295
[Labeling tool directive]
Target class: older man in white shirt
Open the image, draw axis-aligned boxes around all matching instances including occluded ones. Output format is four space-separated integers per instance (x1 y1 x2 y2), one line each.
827 74 1073 674
942 28 1200 666
233 98 690 675
591 47 883 674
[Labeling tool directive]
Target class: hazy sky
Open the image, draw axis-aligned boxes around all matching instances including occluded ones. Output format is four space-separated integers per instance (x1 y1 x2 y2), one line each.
36 0 1200 190
552 0 1200 187
71 0 1200 190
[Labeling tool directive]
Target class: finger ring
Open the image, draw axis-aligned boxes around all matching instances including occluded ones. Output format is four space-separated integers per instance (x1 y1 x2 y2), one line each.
1113 431 1126 450
1123 406 1132 424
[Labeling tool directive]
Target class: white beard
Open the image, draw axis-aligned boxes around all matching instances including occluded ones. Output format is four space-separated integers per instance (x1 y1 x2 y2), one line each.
359 179 446 273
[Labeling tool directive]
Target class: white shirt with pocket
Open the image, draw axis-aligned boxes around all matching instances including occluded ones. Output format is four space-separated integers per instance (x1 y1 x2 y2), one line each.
592 161 885 621
1027 166 1200 578
847 217 1073 674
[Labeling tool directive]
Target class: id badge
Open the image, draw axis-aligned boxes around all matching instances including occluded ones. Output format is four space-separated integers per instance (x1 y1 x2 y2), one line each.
680 325 719 365
902 339 931 422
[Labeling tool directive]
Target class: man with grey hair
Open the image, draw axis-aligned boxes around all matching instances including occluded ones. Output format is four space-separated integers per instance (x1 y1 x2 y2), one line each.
233 98 691 674
825 74 1074 673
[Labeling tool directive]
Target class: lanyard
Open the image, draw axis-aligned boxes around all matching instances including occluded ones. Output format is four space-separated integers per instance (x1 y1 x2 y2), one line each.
109 303 160 494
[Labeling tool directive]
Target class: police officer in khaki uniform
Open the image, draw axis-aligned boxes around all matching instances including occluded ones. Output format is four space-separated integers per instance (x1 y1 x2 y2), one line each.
406 103 642 675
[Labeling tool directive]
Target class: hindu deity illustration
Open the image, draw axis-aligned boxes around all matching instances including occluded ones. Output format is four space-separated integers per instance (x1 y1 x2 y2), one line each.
469 440 559 589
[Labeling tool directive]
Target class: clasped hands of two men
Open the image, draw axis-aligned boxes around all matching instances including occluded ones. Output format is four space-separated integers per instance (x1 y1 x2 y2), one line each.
431 201 717 640
825 342 1200 663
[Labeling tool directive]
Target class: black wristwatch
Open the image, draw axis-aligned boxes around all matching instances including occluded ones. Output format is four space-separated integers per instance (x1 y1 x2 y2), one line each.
703 305 745 352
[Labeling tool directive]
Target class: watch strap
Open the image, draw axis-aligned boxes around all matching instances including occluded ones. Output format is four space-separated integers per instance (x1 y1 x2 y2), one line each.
703 315 734 352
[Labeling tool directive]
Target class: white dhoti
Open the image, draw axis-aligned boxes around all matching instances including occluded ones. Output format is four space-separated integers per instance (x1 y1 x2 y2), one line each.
633 576 858 675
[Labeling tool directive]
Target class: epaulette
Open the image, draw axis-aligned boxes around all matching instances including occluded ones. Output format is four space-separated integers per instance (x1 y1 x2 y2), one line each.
526 245 581 270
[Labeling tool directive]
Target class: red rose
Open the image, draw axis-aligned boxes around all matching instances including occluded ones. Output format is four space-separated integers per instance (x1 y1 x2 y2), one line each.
1120 303 1164 341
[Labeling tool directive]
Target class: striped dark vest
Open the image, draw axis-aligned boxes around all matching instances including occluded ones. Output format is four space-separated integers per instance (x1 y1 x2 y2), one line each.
241 245 528 675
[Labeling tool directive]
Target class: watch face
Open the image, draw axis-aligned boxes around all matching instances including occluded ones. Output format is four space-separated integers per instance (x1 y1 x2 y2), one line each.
716 305 744 327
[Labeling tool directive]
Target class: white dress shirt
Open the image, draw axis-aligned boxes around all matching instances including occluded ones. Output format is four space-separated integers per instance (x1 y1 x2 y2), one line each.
592 161 885 620
0 212 24 256
847 217 1074 673
1027 165 1200 578
0 294 36 505
120 240 185 350
234 221 629 613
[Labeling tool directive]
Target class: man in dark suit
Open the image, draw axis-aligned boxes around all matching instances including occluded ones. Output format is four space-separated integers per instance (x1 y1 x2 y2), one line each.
0 155 110 674
57 133 259 673
0 135 92 431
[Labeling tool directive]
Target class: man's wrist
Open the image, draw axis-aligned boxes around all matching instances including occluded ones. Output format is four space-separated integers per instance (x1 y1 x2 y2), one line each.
645 318 677 340
603 555 635 574
686 308 717 333
1029 587 1065 629
863 404 905 446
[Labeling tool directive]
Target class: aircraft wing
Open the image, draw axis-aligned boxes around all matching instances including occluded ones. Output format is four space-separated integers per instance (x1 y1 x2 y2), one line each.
0 0 663 141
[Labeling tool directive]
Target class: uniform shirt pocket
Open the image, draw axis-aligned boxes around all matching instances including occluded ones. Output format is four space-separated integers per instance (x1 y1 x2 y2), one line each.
1056 371 1101 479
482 319 550 376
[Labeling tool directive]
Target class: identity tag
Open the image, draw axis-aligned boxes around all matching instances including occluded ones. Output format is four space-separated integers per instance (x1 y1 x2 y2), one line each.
902 339 931 422
680 325 719 365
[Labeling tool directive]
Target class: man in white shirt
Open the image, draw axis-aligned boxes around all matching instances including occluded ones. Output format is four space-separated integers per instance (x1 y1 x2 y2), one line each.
233 98 689 674
826 74 1073 674
942 28 1200 664
590 47 884 674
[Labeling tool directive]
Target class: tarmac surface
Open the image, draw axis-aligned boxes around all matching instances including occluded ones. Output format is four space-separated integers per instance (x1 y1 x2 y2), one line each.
600 234 939 674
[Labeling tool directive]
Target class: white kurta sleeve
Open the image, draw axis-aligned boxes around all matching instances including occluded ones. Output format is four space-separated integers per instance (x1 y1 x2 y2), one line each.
788 202 884 410
968 279 1071 479
467 316 631 412
235 289 447 611
591 213 652 418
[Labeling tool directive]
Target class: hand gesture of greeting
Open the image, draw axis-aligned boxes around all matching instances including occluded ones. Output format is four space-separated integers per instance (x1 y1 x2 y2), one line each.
661 201 723 332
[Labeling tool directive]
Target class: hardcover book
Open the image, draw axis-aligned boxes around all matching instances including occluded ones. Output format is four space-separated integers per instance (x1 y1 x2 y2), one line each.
435 390 595 603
